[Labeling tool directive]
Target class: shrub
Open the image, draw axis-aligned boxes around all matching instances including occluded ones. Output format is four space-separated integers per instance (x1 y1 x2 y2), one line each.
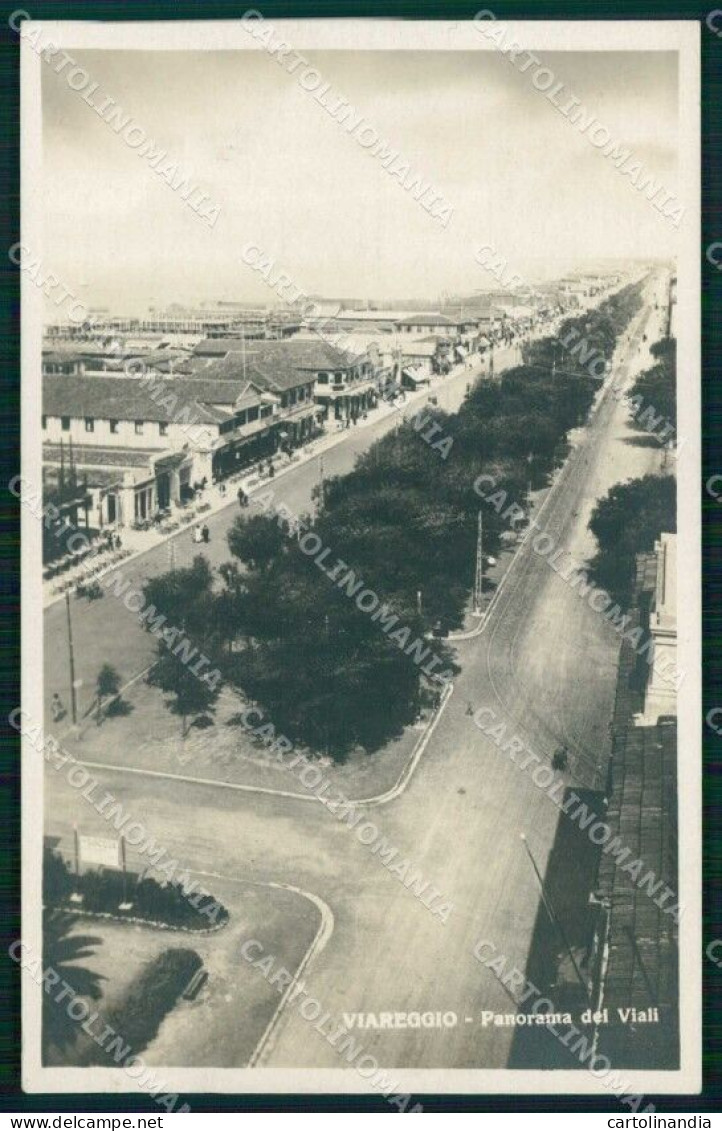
43 847 228 931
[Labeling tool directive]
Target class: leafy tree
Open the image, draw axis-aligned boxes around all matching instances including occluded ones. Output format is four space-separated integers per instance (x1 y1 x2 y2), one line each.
94 663 121 724
207 280 644 758
227 513 287 572
142 555 217 643
588 474 676 605
628 336 676 435
42 908 104 1062
146 644 220 737
142 556 222 737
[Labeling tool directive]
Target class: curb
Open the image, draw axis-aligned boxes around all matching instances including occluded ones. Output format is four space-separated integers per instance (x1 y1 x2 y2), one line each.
74 681 456 809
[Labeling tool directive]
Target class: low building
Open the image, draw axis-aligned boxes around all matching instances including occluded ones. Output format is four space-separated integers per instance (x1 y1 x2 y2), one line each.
185 338 376 425
188 345 320 444
394 312 478 345
398 338 445 383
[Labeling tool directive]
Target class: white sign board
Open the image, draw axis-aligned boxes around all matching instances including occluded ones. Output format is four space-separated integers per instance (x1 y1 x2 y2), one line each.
78 835 120 869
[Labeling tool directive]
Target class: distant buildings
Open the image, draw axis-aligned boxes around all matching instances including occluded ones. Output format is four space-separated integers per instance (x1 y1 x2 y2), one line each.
40 329 385 528
40 275 581 530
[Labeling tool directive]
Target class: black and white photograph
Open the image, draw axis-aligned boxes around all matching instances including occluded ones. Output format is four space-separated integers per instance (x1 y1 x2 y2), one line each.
16 15 701 1102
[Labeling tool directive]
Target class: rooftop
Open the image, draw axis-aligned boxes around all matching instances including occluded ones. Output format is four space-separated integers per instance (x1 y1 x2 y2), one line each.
395 312 456 326
191 339 365 391
593 552 679 1069
42 374 269 425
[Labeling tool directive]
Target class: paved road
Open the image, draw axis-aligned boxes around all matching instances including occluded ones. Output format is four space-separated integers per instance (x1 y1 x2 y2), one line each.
43 277 668 1073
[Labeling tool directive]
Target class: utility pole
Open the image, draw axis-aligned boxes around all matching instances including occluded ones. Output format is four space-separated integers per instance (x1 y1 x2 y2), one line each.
119 835 132 910
65 591 78 726
520 834 590 1002
473 510 484 616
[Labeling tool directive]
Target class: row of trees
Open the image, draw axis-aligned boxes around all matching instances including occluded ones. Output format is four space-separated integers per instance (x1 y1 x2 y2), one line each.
628 336 676 435
588 475 677 607
140 283 645 759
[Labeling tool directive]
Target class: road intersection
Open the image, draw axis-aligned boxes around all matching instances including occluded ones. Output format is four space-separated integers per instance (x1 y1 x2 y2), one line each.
42 278 669 1075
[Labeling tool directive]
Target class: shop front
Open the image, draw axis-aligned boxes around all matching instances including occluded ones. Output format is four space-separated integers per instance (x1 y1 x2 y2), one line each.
211 424 278 481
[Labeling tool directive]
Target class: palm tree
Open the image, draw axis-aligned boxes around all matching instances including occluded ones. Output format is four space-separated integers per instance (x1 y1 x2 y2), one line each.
42 910 105 1062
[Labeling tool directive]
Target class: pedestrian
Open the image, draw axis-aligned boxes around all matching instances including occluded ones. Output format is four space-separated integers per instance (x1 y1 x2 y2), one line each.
51 693 65 723
237 487 247 507
202 524 210 544
193 524 202 544
465 701 474 716
114 533 122 551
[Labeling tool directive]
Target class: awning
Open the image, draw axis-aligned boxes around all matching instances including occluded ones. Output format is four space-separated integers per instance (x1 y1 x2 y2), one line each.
154 450 192 473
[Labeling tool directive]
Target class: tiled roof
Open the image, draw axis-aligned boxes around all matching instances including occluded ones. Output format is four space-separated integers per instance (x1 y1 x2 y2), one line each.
594 550 678 1069
244 339 362 369
192 340 364 392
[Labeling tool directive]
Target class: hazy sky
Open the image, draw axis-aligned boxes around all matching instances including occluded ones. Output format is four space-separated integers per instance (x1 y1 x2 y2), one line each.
42 49 680 313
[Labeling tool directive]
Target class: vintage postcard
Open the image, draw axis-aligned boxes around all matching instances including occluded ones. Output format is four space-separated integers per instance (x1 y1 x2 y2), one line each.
18 16 701 1102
